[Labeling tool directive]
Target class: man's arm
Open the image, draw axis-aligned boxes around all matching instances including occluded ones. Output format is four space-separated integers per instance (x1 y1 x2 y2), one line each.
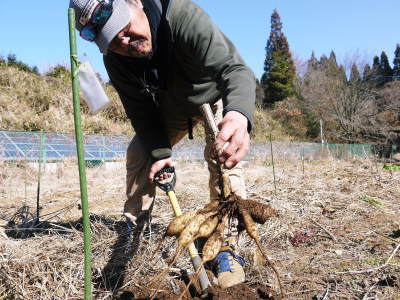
170 0 256 167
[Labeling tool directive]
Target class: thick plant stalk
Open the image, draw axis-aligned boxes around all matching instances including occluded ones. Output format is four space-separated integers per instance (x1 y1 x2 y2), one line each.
199 103 231 200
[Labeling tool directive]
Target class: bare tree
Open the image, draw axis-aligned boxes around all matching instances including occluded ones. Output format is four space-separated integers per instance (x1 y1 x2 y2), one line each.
375 81 400 144
300 59 378 143
331 78 377 142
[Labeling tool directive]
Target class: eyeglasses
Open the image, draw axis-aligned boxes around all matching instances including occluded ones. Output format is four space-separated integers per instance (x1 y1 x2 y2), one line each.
80 0 113 42
108 22 130 51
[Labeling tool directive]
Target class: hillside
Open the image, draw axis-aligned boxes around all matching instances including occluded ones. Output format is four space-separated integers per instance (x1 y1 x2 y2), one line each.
0 65 132 135
0 65 299 142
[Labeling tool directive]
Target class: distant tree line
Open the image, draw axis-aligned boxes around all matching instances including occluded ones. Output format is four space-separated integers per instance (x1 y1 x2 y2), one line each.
2 19 399 146
0 54 39 75
260 10 400 145
0 54 110 84
0 53 75 79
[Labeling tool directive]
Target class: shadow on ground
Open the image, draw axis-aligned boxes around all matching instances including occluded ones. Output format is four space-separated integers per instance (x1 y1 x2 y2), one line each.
1 207 157 296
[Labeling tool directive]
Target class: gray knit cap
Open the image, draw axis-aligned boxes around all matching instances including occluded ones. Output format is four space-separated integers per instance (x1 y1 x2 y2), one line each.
69 0 131 54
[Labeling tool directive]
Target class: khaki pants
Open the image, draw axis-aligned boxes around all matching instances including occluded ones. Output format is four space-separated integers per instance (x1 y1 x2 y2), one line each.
123 100 246 224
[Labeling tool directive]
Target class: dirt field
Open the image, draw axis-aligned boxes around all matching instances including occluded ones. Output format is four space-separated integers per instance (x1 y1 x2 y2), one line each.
0 156 399 299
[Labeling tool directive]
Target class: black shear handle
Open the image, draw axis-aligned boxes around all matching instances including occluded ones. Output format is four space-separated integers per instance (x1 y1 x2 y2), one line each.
154 166 176 192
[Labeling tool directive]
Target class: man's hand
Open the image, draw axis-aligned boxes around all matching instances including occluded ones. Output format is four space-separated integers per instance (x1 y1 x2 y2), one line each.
148 157 174 183
214 111 250 169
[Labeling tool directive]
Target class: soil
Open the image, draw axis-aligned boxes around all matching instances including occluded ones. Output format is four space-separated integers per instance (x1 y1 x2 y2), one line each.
236 196 278 224
116 282 276 300
1 158 399 299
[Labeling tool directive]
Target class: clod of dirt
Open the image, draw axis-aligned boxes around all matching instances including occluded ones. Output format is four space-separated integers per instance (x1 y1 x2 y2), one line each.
389 229 400 239
209 283 275 300
235 198 278 224
119 282 275 300
372 275 399 288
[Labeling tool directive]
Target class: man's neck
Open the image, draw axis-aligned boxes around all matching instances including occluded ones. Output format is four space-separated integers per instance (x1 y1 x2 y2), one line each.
142 0 162 56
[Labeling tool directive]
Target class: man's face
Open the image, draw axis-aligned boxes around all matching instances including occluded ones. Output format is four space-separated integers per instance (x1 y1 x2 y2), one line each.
108 2 152 58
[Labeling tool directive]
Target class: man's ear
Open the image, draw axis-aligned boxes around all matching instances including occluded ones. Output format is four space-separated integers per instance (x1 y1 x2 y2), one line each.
134 0 144 9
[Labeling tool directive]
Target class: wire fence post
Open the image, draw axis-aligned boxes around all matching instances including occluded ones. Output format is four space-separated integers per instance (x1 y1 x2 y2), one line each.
24 149 28 206
269 134 277 194
336 144 339 159
36 131 44 223
362 144 367 159
389 145 393 164
42 133 47 173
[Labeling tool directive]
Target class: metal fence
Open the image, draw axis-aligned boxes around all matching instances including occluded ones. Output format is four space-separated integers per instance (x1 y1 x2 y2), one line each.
0 130 128 162
0 130 390 164
0 129 398 239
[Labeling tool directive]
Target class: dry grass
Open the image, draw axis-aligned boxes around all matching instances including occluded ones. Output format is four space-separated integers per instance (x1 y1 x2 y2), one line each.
0 66 132 135
0 66 294 142
1 156 399 299
251 106 294 143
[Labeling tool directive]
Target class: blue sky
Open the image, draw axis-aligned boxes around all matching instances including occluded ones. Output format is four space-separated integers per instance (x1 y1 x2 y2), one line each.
0 0 399 81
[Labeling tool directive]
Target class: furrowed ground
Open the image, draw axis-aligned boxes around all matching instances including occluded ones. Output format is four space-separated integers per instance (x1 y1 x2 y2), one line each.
0 156 399 299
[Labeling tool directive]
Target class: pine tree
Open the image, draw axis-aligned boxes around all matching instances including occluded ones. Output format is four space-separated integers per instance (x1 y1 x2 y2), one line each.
303 52 318 84
337 65 347 83
327 51 339 74
392 44 400 80
31 66 40 75
261 9 296 106
7 54 17 64
369 55 381 86
362 64 372 82
255 79 264 107
318 51 344 79
349 63 361 84
378 51 393 86
306 51 318 71
329 50 337 64
319 54 329 70
372 56 380 71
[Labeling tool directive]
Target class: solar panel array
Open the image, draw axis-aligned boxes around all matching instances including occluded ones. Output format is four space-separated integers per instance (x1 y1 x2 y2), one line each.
0 131 130 161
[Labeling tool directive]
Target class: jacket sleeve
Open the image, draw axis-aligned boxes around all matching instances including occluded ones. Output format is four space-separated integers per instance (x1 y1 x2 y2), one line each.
103 54 172 160
170 0 256 130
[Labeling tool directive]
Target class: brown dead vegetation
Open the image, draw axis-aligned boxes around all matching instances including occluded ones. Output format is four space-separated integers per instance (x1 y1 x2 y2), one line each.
0 157 399 299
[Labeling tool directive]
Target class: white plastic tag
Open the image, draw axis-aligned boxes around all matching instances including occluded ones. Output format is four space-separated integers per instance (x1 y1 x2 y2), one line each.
78 61 111 114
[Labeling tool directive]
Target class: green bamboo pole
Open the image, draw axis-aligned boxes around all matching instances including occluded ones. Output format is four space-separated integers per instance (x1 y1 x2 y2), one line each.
68 8 93 300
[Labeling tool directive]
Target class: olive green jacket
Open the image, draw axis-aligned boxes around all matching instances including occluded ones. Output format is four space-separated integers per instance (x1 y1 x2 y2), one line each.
104 0 256 160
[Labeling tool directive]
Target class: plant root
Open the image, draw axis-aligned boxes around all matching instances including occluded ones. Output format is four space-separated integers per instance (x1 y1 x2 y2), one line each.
153 193 282 299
